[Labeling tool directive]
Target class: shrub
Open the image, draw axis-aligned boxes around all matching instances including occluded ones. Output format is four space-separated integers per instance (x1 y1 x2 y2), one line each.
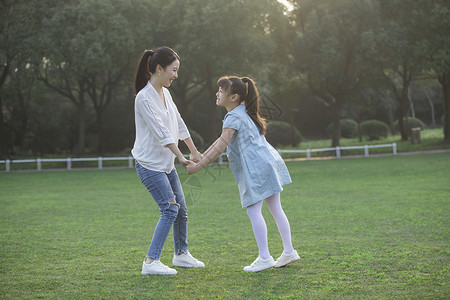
266 121 302 147
360 120 389 141
326 119 358 138
179 129 204 154
393 117 425 133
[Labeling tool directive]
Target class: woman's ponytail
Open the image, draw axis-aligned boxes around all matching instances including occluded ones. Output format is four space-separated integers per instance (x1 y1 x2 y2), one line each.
134 50 153 95
241 77 266 135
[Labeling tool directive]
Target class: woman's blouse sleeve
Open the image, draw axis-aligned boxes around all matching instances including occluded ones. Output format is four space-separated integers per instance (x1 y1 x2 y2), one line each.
175 106 190 141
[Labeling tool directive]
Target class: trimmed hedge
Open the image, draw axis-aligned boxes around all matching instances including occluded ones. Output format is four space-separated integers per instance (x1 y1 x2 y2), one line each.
393 117 425 133
360 120 389 141
266 121 302 147
326 119 358 138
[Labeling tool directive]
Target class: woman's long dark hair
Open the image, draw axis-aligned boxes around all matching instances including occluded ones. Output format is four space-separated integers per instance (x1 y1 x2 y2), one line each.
217 76 266 135
134 46 180 95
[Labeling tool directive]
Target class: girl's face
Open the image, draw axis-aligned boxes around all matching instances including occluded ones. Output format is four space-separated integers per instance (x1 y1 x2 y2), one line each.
216 86 234 107
159 60 179 87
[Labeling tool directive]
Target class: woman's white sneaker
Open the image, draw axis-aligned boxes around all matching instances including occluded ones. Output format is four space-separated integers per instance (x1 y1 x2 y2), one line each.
172 252 205 268
142 260 177 275
274 250 300 268
243 256 275 272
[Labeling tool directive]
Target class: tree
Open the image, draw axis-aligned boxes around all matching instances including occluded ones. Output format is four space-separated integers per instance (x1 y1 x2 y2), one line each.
424 1 450 142
376 0 438 141
291 0 382 147
0 0 55 157
36 0 152 155
151 0 289 142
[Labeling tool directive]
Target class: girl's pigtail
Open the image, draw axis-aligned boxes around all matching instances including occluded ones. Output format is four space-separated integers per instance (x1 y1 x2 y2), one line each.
241 77 266 135
134 50 154 95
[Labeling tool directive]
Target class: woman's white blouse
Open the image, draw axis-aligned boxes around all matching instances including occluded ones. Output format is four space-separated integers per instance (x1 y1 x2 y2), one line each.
131 82 190 173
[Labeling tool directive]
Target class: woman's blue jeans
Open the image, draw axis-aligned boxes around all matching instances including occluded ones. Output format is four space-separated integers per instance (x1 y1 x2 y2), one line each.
136 162 188 260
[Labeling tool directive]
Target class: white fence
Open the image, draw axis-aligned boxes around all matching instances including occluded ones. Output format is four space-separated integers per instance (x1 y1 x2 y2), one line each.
277 142 397 160
0 143 397 172
0 156 135 172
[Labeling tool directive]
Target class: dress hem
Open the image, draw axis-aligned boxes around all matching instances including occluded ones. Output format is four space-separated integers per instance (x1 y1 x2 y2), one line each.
240 181 291 208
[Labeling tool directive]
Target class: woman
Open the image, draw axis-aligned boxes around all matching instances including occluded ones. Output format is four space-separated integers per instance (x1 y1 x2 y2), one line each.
132 46 204 275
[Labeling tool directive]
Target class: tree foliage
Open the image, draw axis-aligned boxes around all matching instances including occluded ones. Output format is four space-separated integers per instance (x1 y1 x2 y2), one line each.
291 0 383 146
0 0 448 158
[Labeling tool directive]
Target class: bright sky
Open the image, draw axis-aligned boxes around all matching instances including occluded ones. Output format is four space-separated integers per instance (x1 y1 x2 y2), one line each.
278 0 294 11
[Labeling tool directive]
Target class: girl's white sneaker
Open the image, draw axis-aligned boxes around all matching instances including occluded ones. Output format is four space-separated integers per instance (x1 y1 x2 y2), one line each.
141 260 177 275
274 250 300 268
243 256 275 272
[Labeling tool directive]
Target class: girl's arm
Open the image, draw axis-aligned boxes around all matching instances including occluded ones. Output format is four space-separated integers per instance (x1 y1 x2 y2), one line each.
186 128 235 174
183 137 202 162
202 138 220 157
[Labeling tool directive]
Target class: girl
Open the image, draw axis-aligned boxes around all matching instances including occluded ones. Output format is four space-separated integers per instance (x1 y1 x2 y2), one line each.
132 47 204 275
187 76 300 272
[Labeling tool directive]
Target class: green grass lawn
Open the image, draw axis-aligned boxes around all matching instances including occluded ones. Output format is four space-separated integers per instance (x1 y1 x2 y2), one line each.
1 153 449 299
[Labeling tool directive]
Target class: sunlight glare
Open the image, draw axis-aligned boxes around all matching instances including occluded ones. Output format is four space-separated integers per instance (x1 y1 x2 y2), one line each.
278 0 294 11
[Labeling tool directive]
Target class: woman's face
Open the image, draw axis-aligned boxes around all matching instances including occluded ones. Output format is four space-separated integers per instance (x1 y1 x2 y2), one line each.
160 59 179 87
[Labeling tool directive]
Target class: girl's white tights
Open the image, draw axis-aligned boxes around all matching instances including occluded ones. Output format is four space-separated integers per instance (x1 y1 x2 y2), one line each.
246 193 294 260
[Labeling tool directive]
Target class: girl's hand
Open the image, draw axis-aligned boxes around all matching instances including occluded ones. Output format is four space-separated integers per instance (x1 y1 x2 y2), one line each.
179 157 192 169
186 162 199 175
190 150 203 163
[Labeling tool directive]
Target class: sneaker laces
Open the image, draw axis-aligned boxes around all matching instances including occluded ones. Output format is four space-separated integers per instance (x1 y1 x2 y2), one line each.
185 252 197 260
179 251 197 261
155 260 170 269
250 257 262 267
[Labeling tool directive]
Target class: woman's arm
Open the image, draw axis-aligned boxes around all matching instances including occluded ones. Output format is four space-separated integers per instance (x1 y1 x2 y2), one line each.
186 128 235 174
167 143 191 168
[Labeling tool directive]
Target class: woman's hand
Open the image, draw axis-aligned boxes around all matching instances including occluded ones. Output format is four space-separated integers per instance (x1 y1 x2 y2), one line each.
190 150 203 163
186 162 199 175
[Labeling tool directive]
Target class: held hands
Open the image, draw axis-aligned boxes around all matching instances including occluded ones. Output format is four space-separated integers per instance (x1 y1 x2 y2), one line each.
179 156 199 174
190 150 203 163
186 162 200 175
178 152 201 175
184 150 202 175
179 157 192 169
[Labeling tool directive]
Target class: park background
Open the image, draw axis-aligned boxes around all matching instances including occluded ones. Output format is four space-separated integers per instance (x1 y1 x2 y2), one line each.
1 0 449 159
1 1 449 299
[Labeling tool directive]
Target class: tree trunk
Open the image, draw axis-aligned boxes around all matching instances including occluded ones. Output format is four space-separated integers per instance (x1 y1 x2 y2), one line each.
331 100 342 147
408 85 415 118
439 72 450 143
0 95 11 158
424 90 436 129
358 122 362 142
96 109 105 156
74 85 86 155
12 89 29 153
205 62 217 143
388 105 395 134
0 63 13 157
38 76 87 156
397 76 411 141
